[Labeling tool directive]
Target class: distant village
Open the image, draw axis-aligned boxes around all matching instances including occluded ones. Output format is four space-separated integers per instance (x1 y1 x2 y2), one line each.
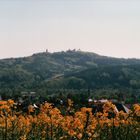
0 90 133 115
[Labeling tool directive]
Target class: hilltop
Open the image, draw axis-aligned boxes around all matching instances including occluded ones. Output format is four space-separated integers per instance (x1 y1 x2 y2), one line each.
0 50 140 94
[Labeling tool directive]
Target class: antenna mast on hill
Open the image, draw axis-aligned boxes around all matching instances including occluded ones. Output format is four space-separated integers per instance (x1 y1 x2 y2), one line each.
46 49 49 53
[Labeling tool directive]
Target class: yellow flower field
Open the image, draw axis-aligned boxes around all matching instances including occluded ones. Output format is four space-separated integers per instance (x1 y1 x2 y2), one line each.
0 99 140 140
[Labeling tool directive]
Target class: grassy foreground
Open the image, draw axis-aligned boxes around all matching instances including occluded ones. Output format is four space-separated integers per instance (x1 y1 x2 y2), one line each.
0 99 140 140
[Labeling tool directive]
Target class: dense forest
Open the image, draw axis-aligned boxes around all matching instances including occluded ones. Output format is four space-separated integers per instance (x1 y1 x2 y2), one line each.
0 50 140 103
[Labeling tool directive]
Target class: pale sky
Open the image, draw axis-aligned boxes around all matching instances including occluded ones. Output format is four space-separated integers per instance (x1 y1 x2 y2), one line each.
0 0 140 59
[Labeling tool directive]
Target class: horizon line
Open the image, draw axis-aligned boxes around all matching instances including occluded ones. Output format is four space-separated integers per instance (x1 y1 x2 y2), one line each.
0 49 140 60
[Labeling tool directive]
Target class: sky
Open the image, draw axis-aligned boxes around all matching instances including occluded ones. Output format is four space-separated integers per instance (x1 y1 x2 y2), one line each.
0 0 140 59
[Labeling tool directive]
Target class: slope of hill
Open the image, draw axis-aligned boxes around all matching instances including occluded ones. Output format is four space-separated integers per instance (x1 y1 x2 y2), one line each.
0 50 140 93
48 65 140 90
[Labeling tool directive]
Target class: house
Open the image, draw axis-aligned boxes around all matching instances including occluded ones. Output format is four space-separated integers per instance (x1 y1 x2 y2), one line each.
114 103 130 113
89 99 130 114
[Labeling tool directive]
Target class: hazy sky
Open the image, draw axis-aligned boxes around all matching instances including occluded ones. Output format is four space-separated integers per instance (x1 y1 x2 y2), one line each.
0 0 140 59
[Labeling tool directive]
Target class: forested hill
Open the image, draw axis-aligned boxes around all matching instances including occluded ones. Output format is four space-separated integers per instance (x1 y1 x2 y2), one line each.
0 50 140 93
49 65 140 90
